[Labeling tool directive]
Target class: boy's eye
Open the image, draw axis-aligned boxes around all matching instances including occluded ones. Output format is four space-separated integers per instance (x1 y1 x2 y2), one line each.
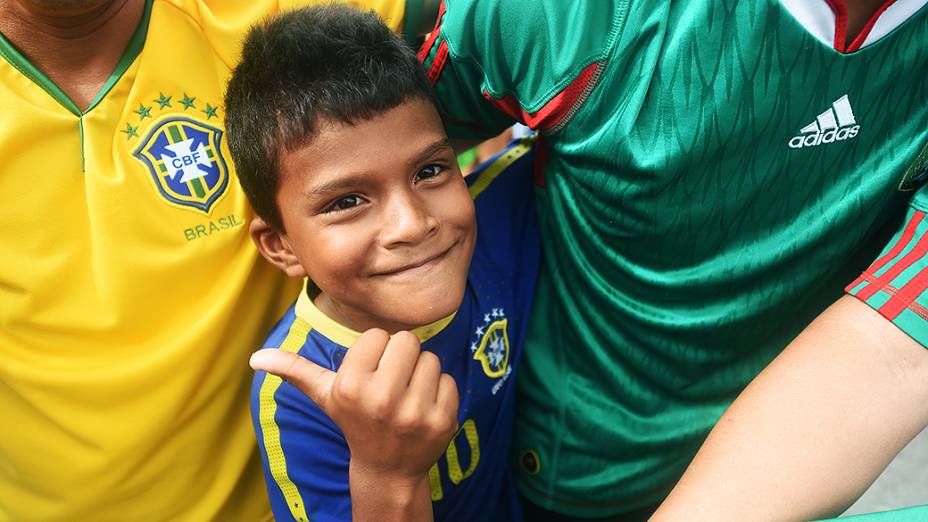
324 195 364 213
415 164 445 182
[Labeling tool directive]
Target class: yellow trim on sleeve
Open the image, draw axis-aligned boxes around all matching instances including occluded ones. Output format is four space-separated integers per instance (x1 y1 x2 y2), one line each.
258 317 314 522
468 136 535 199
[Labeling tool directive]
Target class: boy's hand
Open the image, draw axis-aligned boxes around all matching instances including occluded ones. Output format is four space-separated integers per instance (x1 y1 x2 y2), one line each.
249 328 459 521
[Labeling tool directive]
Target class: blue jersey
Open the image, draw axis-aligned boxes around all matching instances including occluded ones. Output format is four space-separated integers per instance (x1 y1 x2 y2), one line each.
251 139 538 522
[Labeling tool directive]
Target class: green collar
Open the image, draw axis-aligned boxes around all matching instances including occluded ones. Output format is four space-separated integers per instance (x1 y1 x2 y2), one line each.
0 0 153 116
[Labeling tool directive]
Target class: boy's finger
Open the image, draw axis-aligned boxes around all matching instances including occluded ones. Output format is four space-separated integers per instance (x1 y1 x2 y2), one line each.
374 331 422 391
407 350 441 400
250 349 335 407
342 328 391 374
435 373 460 421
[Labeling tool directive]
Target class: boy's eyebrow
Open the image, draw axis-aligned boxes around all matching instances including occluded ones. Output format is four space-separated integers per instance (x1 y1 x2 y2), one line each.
410 138 454 165
306 138 454 196
306 175 371 196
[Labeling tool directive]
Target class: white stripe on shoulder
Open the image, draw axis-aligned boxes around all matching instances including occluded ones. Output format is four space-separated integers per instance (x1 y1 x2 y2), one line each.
780 0 836 48
780 0 928 50
862 0 928 48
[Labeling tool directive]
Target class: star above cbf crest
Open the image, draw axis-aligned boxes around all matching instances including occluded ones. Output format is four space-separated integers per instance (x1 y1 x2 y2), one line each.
121 123 138 139
154 92 172 109
134 102 152 120
180 93 196 110
201 103 219 120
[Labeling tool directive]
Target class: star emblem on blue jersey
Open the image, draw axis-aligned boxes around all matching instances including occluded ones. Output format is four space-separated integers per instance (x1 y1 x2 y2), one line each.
132 116 230 213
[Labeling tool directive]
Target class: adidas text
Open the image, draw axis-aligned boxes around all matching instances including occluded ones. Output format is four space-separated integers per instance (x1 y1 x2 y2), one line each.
788 94 859 149
788 125 860 149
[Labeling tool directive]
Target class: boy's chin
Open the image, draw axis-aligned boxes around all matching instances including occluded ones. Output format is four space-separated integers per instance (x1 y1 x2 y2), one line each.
383 287 465 332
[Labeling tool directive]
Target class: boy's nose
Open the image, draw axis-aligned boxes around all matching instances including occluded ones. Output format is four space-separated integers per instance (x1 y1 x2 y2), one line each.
379 193 439 248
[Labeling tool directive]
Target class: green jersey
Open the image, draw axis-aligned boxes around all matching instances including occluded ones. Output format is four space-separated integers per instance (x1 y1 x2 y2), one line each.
421 0 928 516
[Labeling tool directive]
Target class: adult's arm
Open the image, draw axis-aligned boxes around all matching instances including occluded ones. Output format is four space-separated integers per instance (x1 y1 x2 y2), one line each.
655 187 928 521
653 296 928 521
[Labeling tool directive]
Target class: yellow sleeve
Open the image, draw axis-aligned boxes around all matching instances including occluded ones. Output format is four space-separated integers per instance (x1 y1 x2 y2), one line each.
161 0 424 67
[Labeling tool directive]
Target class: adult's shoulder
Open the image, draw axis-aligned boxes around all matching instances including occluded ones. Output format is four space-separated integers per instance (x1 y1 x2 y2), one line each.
423 0 630 135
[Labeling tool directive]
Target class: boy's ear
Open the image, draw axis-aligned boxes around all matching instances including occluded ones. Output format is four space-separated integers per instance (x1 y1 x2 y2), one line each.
250 217 307 279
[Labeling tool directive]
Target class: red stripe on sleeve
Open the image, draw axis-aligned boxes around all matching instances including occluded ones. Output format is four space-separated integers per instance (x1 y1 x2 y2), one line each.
417 0 446 63
482 60 602 132
879 263 928 320
852 210 927 300
426 39 449 84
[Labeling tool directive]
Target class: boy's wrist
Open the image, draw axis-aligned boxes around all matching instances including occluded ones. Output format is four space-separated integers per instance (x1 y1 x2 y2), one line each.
349 461 433 521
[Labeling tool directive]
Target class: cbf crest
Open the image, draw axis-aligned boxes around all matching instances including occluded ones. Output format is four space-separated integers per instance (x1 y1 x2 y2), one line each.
471 309 510 381
133 116 230 213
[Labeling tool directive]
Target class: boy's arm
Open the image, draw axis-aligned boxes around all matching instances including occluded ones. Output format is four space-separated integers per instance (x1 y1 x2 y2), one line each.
251 329 459 522
653 296 928 521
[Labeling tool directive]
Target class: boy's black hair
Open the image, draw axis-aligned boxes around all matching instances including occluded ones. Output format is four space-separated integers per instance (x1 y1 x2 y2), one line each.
224 4 435 230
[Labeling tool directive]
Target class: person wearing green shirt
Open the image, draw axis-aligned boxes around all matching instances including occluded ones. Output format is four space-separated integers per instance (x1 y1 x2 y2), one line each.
413 0 928 520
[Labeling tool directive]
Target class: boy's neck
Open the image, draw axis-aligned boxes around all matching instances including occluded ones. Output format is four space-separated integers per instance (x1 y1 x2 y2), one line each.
306 286 456 344
312 289 421 336
843 0 895 48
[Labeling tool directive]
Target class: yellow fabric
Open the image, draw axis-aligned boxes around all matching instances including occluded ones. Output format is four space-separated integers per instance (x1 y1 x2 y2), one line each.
0 1 406 520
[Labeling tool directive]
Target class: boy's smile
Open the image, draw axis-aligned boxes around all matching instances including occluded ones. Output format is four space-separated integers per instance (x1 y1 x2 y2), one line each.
260 98 476 334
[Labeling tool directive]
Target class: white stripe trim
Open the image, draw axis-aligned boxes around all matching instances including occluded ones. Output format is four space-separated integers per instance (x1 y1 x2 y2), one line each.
780 0 836 47
800 121 821 133
779 0 928 50
817 109 838 130
862 0 928 47
832 95 856 126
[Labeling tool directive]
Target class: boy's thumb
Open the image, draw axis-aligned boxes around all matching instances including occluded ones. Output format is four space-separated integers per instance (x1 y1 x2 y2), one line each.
250 349 335 406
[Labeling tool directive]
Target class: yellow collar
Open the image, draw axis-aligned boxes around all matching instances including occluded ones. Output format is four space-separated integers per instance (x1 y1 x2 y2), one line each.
295 280 456 346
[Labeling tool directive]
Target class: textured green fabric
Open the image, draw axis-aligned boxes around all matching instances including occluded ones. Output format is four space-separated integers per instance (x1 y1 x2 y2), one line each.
423 0 928 517
819 506 928 522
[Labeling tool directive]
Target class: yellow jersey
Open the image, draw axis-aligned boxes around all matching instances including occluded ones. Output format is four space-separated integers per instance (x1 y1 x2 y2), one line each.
0 0 417 519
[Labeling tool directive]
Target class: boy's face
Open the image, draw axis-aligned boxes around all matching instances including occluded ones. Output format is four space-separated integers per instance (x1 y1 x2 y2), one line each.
257 98 476 333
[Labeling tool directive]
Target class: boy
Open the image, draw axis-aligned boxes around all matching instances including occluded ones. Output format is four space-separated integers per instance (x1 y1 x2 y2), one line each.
224 5 538 521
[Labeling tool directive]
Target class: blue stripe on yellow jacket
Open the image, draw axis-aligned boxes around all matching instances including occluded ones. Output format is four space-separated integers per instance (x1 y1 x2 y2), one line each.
250 138 539 522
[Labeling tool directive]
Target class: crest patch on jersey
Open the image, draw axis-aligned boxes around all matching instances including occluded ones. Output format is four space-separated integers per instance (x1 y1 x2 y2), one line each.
899 139 928 192
473 317 510 379
133 116 230 213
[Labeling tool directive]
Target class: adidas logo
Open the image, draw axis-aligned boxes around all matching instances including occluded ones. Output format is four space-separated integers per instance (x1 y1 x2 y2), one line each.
788 95 860 149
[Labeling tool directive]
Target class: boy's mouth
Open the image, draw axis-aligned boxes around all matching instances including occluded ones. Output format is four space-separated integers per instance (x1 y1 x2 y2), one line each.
373 242 458 277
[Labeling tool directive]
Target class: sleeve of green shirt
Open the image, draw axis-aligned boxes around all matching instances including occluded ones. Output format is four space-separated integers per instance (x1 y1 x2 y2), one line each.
847 185 928 348
816 506 928 522
418 0 626 139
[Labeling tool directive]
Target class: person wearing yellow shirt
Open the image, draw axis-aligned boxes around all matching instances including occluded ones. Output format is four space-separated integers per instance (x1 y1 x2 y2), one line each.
0 0 433 519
